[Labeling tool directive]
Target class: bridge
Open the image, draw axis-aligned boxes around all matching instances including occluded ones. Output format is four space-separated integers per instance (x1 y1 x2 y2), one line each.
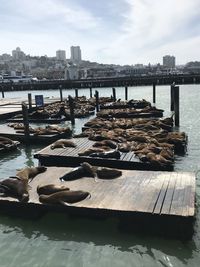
0 73 200 92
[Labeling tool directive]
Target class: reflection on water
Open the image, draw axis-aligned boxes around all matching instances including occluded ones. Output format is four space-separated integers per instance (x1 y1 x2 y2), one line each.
0 85 200 266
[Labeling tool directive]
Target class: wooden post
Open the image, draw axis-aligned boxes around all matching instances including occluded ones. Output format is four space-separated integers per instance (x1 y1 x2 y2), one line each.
153 83 156 104
170 83 175 111
125 86 128 101
59 85 63 102
174 86 180 127
1 86 5 98
68 95 75 125
95 90 99 112
89 87 92 98
21 102 30 142
112 87 116 101
75 88 78 98
28 93 32 110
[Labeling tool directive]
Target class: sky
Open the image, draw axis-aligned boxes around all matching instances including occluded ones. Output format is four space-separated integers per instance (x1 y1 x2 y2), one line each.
0 0 200 65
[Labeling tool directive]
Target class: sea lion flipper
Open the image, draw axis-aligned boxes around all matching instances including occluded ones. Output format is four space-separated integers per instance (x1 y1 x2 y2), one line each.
59 200 71 206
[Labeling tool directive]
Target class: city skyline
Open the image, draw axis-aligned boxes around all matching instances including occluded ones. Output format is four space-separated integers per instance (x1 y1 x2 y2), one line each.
0 0 199 65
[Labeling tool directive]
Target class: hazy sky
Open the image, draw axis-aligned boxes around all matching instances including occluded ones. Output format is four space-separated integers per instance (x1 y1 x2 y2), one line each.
0 0 200 65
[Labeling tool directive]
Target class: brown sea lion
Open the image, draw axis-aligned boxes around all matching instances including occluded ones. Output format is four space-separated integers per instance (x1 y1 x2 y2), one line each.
16 166 47 181
60 162 95 181
96 167 122 179
50 139 76 149
0 177 29 202
39 190 91 205
78 148 105 156
93 140 117 149
37 184 70 195
89 149 121 159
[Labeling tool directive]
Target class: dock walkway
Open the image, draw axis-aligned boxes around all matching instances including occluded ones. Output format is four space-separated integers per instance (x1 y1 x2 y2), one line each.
0 166 195 239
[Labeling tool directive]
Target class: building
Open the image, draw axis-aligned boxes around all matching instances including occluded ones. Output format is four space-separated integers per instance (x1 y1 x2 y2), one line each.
56 50 66 61
163 55 176 68
64 62 79 80
70 46 82 63
12 47 26 61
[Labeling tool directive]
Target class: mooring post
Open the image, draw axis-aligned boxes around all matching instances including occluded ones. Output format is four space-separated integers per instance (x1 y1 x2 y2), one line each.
21 102 30 142
1 86 5 98
174 86 180 127
89 87 92 98
170 83 175 111
59 85 63 102
28 93 32 110
68 95 75 125
95 90 99 112
125 86 128 101
75 88 78 98
112 87 116 102
153 83 156 104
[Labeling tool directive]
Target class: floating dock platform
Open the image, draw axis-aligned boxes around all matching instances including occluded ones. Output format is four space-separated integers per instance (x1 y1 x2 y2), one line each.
0 167 195 239
34 137 174 171
0 124 71 144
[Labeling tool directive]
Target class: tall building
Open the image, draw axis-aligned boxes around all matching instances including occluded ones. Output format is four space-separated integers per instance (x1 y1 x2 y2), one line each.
56 50 66 61
163 55 176 68
12 47 26 60
70 46 82 63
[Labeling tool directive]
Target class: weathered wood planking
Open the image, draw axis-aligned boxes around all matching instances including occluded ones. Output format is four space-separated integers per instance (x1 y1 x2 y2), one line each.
0 167 195 216
0 167 195 239
34 137 174 171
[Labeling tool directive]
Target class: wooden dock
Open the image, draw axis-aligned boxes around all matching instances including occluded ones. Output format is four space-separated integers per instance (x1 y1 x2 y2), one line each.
34 137 174 171
0 167 195 239
0 124 71 144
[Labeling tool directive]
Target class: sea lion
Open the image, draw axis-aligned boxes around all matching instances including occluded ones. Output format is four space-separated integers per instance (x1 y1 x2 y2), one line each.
89 150 121 159
39 190 91 205
93 140 117 149
96 167 122 179
0 177 29 202
59 162 95 181
78 148 105 156
50 139 76 149
16 166 47 181
37 184 70 195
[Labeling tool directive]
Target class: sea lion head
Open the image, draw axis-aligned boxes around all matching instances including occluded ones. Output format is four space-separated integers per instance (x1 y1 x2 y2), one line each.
81 162 95 177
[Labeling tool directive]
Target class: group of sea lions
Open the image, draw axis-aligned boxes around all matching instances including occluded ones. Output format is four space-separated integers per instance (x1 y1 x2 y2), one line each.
59 162 122 181
100 99 151 110
8 123 72 136
97 106 164 118
0 163 121 206
0 165 93 205
0 166 47 202
76 115 187 167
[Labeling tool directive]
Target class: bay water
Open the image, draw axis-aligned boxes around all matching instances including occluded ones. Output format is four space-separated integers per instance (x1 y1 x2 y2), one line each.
0 84 200 267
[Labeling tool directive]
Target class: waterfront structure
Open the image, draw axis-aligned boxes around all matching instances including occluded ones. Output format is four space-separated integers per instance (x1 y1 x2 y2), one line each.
70 46 82 63
56 50 66 61
163 55 176 68
64 62 79 80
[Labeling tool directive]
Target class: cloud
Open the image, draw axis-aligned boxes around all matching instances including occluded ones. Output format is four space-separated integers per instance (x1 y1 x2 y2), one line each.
0 0 200 64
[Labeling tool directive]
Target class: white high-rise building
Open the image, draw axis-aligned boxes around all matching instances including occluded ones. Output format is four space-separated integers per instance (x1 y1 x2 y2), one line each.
70 46 82 63
56 50 66 61
163 55 176 68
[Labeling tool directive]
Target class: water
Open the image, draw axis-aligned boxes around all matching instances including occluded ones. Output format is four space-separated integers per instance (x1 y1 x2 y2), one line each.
0 84 200 267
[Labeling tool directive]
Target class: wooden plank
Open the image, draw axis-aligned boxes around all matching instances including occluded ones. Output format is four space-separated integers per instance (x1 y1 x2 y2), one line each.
169 172 185 215
181 173 196 216
160 172 178 215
